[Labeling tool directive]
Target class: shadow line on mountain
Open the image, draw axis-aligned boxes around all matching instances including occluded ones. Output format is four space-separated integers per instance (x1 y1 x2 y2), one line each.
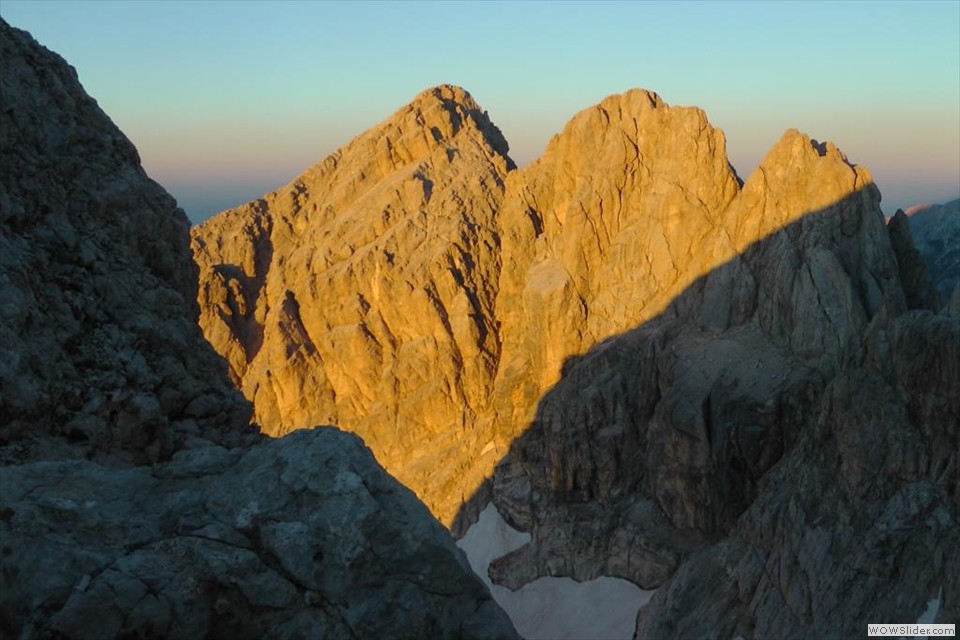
449 183 918 595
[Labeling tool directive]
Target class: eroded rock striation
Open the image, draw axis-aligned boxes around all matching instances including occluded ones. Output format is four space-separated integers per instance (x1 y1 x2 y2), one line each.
0 19 518 639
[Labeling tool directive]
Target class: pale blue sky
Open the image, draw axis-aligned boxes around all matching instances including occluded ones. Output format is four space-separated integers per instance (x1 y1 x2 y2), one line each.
2 0 958 221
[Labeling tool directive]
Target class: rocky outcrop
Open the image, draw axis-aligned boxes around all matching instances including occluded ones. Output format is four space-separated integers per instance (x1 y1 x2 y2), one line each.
1 428 518 640
192 86 513 521
0 19 518 639
902 198 960 305
888 210 941 311
0 18 252 465
487 104 904 506
489 91 740 437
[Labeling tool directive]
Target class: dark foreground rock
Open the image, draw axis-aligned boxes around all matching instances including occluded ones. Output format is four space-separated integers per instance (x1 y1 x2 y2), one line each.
0 15 252 465
1 428 517 640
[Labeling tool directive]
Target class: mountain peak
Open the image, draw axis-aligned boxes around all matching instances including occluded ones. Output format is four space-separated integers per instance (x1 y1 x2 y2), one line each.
191 82 516 522
740 127 876 214
598 87 666 111
768 128 852 163
411 83 476 107
385 84 512 164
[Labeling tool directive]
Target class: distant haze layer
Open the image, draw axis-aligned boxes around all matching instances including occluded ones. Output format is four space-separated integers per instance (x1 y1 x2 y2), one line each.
1 0 957 221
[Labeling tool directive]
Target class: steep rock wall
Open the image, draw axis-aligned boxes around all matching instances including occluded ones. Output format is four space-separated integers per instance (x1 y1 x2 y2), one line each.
192 86 513 519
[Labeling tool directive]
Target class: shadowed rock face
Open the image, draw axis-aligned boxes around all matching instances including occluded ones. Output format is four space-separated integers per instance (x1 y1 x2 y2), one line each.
888 209 941 312
0 18 253 465
488 122 911 581
1 429 519 640
634 311 959 638
902 198 960 306
0 19 519 640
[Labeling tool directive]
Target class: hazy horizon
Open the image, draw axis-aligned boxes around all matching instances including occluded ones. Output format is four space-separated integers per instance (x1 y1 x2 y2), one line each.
2 0 958 223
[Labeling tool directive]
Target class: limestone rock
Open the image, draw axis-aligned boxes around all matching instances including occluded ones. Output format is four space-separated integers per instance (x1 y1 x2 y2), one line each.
192 85 513 522
0 18 252 464
478 117 955 637
490 90 742 444
183 66 954 636
1 428 519 640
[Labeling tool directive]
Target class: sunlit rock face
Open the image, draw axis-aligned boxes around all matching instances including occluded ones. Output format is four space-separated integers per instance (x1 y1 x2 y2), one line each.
0 20 519 639
489 115 907 585
489 89 742 463
192 86 513 521
194 88 837 525
487 100 902 474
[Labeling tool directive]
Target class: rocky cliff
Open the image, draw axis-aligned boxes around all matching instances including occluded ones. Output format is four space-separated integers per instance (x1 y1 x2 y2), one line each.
192 86 513 520
488 90 741 476
0 19 518 639
634 310 958 638
2 428 519 640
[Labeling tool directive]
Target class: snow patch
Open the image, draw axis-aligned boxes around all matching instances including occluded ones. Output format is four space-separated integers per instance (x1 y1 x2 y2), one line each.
916 587 942 624
457 503 656 640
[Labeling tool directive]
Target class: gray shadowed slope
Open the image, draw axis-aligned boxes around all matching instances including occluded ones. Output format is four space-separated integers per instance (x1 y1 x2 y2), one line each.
0 18 519 639
903 198 960 305
0 18 253 464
